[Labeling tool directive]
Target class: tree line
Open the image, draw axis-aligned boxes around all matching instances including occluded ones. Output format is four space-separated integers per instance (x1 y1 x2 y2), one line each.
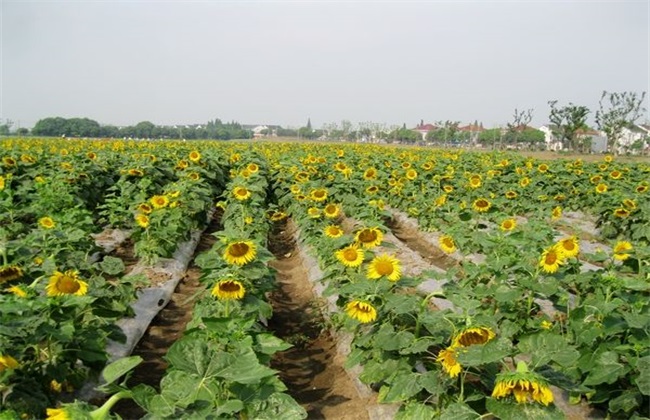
25 117 253 140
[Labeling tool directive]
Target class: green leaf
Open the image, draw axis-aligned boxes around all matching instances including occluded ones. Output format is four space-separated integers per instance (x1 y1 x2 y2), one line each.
456 338 512 367
100 256 126 275
608 390 641 414
384 294 422 315
396 402 436 420
517 333 580 368
439 402 480 420
217 348 277 384
634 356 650 396
418 370 447 397
255 333 292 355
101 356 143 385
485 398 564 420
378 372 423 403
583 351 628 386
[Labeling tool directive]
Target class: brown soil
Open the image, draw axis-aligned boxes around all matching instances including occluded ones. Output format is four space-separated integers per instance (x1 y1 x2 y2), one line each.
110 238 139 272
267 221 371 420
112 215 220 419
385 215 459 271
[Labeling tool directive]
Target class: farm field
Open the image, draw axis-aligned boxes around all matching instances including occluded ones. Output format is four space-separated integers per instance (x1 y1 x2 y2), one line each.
0 137 648 419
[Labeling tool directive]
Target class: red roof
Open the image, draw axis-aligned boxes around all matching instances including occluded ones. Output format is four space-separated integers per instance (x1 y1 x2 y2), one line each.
459 124 485 132
414 123 438 131
575 128 600 136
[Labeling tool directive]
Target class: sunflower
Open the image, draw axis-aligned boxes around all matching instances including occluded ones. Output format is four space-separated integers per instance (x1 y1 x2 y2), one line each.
45 408 70 420
539 247 564 274
363 168 377 180
405 169 418 180
211 279 245 300
500 218 517 231
229 152 241 163
613 241 633 261
335 244 365 267
0 265 23 284
366 185 379 194
290 184 302 194
551 206 562 220
233 186 251 201
0 355 19 372
367 254 401 281
135 214 150 228
504 190 517 199
189 151 201 162
39 217 55 229
307 207 321 218
188 172 200 181
437 347 462 378
636 185 648 193
150 195 169 209
46 270 88 296
223 241 257 266
452 326 496 347
334 162 348 172
622 199 636 210
2 157 16 166
472 198 491 213
270 211 287 222
336 149 345 158
323 203 341 219
176 160 189 170
421 162 434 171
355 227 383 248
443 184 454 193
310 188 328 202
345 300 377 323
439 235 457 254
538 163 549 173
0 175 5 191
434 195 447 207
590 175 602 184
324 225 344 238
595 183 608 194
128 169 144 177
247 163 259 173
6 285 27 298
613 208 630 218
492 362 554 406
555 236 579 259
469 175 482 189
520 177 531 187
137 203 153 214
609 170 622 179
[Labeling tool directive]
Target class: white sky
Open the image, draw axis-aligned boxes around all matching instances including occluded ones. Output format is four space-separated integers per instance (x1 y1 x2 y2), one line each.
2 0 649 129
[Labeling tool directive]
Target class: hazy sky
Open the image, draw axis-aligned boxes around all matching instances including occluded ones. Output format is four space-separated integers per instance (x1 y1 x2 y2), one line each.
2 0 648 129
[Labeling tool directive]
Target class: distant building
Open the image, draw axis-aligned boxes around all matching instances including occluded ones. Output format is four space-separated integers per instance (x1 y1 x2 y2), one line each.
413 120 438 141
458 122 485 144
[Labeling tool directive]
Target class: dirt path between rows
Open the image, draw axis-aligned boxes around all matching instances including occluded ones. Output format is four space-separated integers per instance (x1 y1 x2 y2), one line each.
113 213 221 419
267 221 371 420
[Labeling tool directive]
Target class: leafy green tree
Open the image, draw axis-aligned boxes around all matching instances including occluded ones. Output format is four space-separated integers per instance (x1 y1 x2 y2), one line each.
548 100 590 151
426 121 460 144
16 128 29 136
595 91 647 154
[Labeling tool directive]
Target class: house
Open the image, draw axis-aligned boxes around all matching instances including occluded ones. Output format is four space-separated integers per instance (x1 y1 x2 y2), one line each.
413 120 438 141
458 122 485 144
538 125 563 151
616 124 650 154
539 125 608 153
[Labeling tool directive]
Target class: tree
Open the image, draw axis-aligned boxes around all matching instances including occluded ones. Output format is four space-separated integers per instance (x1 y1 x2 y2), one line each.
306 118 312 131
548 101 590 151
16 128 29 136
595 91 647 154
506 108 533 145
426 120 460 144
0 119 12 136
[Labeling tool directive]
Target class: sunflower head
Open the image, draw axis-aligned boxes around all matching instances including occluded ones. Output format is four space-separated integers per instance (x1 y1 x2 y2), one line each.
247 163 259 173
613 241 633 261
595 183 608 193
6 285 27 298
137 203 153 214
539 246 564 274
520 177 531 187
150 195 169 209
538 163 549 173
500 218 516 231
211 279 246 300
437 347 462 378
367 254 401 281
355 227 383 249
323 203 341 219
405 169 418 180
609 170 622 179
310 188 328 202
223 241 257 266
0 265 23 284
189 151 201 162
335 244 365 267
307 207 321 218
554 236 579 259
128 169 144 177
39 217 55 229
622 199 636 210
439 235 457 254
472 198 491 213
636 184 648 194
0 354 20 372
46 270 88 296
452 326 495 347
469 175 482 188
492 362 554 406
345 300 377 323
324 225 344 239
135 214 150 228
613 208 630 218
233 186 251 201
364 168 377 180
365 185 379 195
269 211 287 222
551 206 562 220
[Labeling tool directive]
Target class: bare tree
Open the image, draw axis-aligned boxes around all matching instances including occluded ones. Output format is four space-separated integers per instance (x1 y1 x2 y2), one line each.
507 108 534 147
595 91 647 154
